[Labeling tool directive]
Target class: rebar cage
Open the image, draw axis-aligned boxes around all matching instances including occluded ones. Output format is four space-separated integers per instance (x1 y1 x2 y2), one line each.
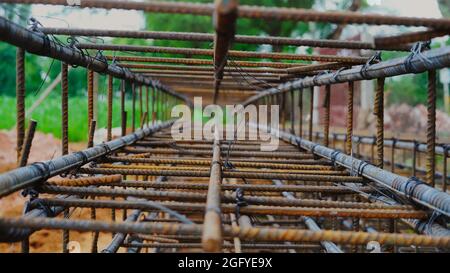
0 0 449 253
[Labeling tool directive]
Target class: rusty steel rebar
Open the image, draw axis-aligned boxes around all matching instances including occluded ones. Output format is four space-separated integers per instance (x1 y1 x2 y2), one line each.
61 62 69 155
87 70 94 130
426 70 437 186
78 43 369 64
104 181 373 194
16 48 25 164
212 0 238 103
323 85 331 147
1 217 449 248
202 140 223 252
345 81 354 155
108 56 303 69
107 75 113 141
374 78 385 169
41 27 411 51
46 175 122 187
308 87 314 141
37 185 413 211
18 120 37 168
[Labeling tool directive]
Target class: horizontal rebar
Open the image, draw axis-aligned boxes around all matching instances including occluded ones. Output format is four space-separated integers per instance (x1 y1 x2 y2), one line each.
79 167 363 182
38 185 414 210
40 27 410 51
106 181 371 194
1 217 448 247
104 156 333 170
35 198 428 219
78 43 369 64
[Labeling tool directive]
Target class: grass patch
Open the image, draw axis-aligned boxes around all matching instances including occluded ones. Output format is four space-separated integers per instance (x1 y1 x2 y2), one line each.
0 94 164 142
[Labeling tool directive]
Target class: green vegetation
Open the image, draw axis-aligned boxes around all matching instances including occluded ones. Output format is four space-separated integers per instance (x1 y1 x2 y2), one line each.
0 93 160 142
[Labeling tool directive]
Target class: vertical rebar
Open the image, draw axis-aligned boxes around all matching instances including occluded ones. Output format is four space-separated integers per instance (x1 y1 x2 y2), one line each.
146 86 150 126
19 119 37 254
88 120 96 149
61 63 69 156
62 208 69 253
309 87 314 141
16 48 25 164
121 80 126 136
443 148 448 192
426 70 436 187
202 140 223 252
281 92 287 131
374 78 385 169
391 139 396 173
152 86 156 125
107 75 113 141
299 88 303 138
290 89 295 134
107 75 115 223
61 63 69 252
346 82 354 155
132 83 136 132
19 120 37 168
413 141 418 177
139 85 143 123
323 85 331 147
87 70 94 129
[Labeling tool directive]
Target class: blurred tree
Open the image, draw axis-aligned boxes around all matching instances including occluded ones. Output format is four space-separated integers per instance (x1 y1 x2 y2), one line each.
438 0 450 18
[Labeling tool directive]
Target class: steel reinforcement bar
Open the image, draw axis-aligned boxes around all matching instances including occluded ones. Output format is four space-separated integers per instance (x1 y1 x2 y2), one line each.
40 27 411 51
0 217 449 248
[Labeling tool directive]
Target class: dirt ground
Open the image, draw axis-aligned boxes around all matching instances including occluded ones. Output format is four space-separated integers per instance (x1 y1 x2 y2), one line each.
0 130 116 253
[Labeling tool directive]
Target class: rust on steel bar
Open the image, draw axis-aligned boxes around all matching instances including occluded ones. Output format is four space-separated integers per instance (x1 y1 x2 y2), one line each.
286 62 353 75
253 123 450 216
41 27 410 51
122 64 287 74
323 85 331 147
107 55 303 69
212 0 238 103
8 0 450 29
16 48 25 164
107 75 113 141
131 69 285 78
345 82 354 155
18 120 38 168
374 78 385 169
202 140 223 252
374 29 450 48
427 70 437 186
243 46 450 105
1 217 449 248
61 63 69 155
0 17 191 106
31 198 427 219
78 43 369 64
0 121 174 198
87 70 94 129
